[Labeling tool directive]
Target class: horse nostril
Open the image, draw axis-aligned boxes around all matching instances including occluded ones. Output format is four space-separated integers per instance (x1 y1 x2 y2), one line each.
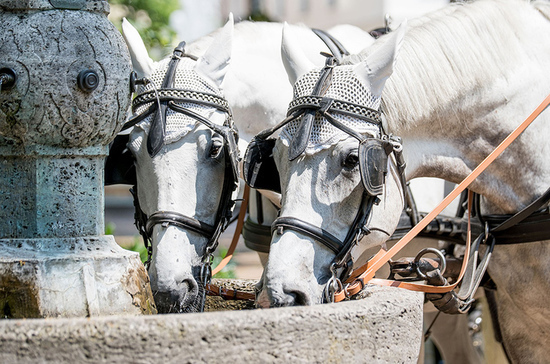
270 288 309 307
181 278 198 296
152 278 201 314
286 289 308 306
153 290 180 314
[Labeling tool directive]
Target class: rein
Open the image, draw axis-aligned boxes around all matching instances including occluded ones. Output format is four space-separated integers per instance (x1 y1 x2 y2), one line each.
334 92 550 303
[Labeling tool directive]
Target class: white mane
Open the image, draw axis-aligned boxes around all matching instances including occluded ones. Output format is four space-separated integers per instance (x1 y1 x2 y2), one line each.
345 0 534 132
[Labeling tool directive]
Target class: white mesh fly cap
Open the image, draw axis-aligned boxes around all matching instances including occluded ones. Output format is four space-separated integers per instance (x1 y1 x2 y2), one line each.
130 57 224 151
280 67 381 154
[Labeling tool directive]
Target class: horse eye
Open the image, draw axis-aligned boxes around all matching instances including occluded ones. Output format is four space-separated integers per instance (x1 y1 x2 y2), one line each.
343 151 359 169
210 139 223 159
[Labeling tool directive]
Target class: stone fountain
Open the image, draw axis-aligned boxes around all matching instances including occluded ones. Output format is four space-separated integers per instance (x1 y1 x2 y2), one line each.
0 3 424 362
0 0 156 318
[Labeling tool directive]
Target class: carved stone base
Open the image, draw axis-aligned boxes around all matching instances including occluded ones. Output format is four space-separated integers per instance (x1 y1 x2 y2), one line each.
0 237 157 318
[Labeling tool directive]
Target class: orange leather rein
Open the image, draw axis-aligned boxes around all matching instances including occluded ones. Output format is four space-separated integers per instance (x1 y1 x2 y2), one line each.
334 92 550 302
205 185 256 301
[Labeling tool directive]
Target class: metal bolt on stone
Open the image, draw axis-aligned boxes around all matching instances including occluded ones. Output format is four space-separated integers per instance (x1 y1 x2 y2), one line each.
0 0 156 318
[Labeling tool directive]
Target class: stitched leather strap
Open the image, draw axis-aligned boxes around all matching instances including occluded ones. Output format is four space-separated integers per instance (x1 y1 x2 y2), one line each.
133 88 231 114
205 283 255 301
146 211 216 239
272 216 343 254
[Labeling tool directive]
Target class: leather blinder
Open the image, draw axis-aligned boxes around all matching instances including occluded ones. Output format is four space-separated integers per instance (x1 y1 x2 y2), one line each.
359 138 390 196
105 133 137 186
243 137 281 193
222 128 240 183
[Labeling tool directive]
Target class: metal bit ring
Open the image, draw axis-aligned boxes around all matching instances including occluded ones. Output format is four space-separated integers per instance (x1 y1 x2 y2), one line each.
414 247 446 279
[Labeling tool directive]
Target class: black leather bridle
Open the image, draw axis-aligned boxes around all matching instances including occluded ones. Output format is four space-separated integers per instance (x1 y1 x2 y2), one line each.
122 42 240 287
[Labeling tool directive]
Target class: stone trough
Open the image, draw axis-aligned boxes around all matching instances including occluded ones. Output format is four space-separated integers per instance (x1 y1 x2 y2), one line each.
0 282 423 363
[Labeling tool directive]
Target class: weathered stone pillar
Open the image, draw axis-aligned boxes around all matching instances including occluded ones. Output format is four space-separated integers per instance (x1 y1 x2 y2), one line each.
0 0 156 317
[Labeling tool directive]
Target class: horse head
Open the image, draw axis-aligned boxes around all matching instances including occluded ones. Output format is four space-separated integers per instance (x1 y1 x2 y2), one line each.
116 16 238 313
253 23 407 307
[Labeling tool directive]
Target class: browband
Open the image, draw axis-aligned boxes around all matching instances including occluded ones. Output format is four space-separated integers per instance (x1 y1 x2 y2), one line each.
133 88 231 115
287 95 382 125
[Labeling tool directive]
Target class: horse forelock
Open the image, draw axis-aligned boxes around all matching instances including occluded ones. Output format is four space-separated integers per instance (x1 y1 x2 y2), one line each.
345 0 537 133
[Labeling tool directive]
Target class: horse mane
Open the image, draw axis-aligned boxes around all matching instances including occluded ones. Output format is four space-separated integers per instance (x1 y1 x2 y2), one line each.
344 0 535 132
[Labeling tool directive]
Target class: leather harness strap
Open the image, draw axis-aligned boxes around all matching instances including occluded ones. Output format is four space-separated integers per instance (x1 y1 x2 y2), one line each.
146 211 216 239
312 28 350 64
205 283 255 301
493 187 550 231
334 92 550 302
204 185 255 302
212 185 250 276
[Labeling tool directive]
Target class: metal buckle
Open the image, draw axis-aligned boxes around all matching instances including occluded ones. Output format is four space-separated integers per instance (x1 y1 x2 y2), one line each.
323 263 344 303
200 253 214 287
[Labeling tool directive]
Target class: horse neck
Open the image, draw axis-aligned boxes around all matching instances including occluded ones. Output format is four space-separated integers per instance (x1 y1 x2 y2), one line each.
382 0 550 213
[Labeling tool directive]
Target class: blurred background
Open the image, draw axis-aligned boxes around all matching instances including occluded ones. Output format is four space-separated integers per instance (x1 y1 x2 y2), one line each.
107 0 451 59
104 0 451 280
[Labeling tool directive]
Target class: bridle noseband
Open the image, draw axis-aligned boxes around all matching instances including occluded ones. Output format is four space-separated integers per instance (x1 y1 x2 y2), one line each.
124 42 240 290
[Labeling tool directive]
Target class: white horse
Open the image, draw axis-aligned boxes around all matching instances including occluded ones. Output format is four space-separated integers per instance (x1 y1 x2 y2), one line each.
120 15 484 364
120 16 375 313
262 0 550 362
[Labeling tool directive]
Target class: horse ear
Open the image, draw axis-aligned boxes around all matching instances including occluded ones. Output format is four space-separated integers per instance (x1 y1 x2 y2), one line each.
195 13 234 89
353 21 407 98
281 22 316 85
122 18 155 78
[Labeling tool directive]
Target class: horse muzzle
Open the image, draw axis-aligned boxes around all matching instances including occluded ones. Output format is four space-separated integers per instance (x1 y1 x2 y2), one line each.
152 277 201 313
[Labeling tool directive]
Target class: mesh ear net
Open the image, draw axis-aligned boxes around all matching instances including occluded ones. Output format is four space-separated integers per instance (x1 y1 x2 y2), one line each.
130 58 224 151
280 68 381 153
